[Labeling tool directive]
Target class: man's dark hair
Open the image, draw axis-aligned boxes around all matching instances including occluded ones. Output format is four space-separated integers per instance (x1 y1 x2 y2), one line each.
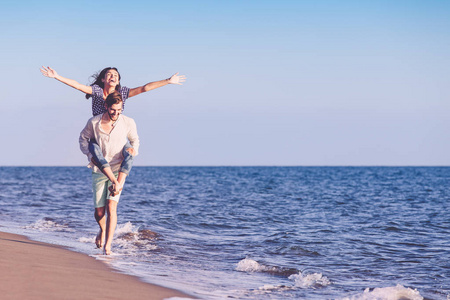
105 91 123 108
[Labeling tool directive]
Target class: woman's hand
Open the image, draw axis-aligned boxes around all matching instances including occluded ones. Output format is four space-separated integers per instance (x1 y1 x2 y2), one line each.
168 72 186 85
128 72 187 97
40 66 58 79
39 66 93 94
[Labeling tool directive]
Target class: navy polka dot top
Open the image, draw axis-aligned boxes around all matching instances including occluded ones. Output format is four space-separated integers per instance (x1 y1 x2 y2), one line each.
90 84 130 116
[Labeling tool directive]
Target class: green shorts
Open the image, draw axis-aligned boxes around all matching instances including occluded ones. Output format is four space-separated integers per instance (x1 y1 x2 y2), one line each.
92 172 122 208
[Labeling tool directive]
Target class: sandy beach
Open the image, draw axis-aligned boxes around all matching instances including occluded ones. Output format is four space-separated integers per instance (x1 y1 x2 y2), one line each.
0 231 194 300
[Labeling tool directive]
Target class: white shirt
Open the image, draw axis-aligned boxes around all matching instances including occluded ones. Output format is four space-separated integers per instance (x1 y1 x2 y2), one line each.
79 114 139 173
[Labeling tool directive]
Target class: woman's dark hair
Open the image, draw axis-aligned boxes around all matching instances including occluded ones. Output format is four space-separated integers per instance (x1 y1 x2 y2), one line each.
105 91 123 108
85 67 122 99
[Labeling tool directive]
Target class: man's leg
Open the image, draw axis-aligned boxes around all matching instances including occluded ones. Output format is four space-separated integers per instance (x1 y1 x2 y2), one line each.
104 199 118 255
92 172 110 249
94 207 106 248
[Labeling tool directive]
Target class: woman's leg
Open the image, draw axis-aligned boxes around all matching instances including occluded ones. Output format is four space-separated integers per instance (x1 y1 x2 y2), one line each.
89 139 108 169
111 141 135 196
89 140 119 188
119 141 134 175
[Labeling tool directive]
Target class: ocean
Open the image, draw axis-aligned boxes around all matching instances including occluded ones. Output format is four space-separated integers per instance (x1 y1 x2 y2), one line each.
0 166 449 299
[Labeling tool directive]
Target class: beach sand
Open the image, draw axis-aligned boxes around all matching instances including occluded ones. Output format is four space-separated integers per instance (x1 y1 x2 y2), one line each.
0 231 194 300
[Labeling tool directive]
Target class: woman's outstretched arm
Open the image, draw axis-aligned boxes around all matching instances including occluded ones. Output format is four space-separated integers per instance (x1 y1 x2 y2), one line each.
40 66 93 95
128 72 186 98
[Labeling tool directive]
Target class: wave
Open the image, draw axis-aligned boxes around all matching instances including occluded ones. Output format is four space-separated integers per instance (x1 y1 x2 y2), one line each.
24 217 74 232
79 222 159 256
342 284 424 300
116 222 160 241
236 258 330 290
236 258 297 277
288 271 331 288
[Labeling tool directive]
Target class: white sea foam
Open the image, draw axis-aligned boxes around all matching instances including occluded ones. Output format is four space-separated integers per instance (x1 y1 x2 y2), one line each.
24 218 73 232
236 258 263 272
254 273 331 296
258 285 275 290
78 236 95 243
112 222 158 255
78 221 158 256
114 221 135 236
235 258 281 275
237 258 330 292
342 284 423 300
289 271 331 288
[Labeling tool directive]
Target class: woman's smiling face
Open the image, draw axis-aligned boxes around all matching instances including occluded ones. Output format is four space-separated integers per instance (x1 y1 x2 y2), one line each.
102 69 120 87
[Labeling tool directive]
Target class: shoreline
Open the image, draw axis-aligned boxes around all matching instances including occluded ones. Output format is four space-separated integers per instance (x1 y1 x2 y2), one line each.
0 231 195 300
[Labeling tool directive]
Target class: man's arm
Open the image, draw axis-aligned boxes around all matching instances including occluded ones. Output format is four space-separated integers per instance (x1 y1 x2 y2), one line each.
128 72 186 98
126 119 140 156
79 119 95 161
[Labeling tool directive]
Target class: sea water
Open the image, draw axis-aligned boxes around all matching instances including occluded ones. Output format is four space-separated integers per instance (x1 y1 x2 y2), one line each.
0 166 448 299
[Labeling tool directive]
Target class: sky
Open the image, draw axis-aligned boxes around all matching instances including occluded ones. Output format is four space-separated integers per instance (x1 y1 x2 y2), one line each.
0 0 449 166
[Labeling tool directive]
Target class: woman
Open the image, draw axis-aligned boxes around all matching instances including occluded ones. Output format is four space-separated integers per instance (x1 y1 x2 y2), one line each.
41 66 185 116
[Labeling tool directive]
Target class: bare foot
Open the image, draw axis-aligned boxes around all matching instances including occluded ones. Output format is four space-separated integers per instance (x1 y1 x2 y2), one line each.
95 230 105 248
103 246 112 255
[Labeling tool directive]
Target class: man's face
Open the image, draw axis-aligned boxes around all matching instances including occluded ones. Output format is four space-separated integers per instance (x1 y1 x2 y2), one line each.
107 103 123 122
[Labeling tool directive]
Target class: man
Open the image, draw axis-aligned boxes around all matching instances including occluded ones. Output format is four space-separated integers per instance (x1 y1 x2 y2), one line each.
79 91 139 255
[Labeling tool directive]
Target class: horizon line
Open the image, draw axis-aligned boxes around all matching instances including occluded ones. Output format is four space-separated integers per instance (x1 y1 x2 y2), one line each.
1 165 448 168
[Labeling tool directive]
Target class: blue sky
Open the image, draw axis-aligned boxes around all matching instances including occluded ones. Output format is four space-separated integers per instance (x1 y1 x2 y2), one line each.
1 0 449 166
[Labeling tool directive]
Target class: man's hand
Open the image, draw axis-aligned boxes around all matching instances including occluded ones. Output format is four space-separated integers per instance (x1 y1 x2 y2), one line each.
109 183 122 197
126 148 137 156
168 72 186 85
